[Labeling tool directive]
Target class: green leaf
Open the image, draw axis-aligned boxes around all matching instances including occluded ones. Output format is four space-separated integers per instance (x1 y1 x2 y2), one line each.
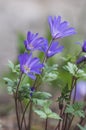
8 60 20 74
33 91 52 100
34 110 47 119
48 112 61 120
34 100 61 120
65 102 85 118
44 107 52 115
33 99 48 106
7 86 13 94
43 72 58 82
75 110 84 118
8 60 14 71
77 124 86 130
63 62 78 76
43 64 58 82
3 77 15 88
3 77 12 83
3 77 13 94
43 101 61 119
18 84 31 100
44 64 58 72
77 69 86 78
3 77 18 94
65 104 74 114
34 107 61 120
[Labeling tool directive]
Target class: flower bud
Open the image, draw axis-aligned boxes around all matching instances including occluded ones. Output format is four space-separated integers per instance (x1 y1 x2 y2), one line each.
76 56 86 64
82 41 86 52
71 81 86 101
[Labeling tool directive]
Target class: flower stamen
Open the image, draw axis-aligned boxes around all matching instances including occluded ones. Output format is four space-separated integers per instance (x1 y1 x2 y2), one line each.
24 65 30 73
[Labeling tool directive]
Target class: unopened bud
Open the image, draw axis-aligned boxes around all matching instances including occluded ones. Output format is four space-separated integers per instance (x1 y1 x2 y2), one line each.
76 56 86 64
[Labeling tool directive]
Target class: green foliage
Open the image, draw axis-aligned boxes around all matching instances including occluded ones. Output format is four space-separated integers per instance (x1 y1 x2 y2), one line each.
33 91 52 100
64 62 86 79
3 61 20 94
77 69 86 78
8 60 20 75
33 91 52 106
64 62 78 76
18 84 30 100
34 101 61 120
77 124 86 130
57 67 72 89
43 64 58 82
3 77 18 94
65 102 85 118
34 109 47 119
58 84 70 104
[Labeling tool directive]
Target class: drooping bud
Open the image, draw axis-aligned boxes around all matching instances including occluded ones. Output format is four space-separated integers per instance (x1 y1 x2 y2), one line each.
82 40 86 52
76 56 86 64
71 81 86 101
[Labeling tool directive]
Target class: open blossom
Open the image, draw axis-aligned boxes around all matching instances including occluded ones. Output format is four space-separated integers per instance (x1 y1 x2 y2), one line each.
48 16 76 39
71 81 86 101
24 31 46 51
18 52 44 80
42 40 64 58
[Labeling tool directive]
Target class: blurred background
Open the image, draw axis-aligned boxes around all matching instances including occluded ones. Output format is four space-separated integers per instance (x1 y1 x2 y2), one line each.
0 0 86 129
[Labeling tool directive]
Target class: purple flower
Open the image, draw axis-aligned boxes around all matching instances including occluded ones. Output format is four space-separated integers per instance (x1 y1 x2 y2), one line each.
82 40 86 52
48 16 76 39
71 81 86 101
18 52 44 80
24 31 46 51
42 40 64 58
76 56 86 64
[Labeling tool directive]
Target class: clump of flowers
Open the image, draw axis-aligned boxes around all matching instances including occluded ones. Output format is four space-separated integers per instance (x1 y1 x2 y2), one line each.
4 16 86 130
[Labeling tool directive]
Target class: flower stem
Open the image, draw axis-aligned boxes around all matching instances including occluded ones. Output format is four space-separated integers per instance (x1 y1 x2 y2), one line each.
45 118 48 130
14 73 23 130
16 72 23 98
61 76 76 130
14 95 21 130
54 109 63 130
20 101 30 129
67 115 74 130
27 101 33 130
20 101 28 130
